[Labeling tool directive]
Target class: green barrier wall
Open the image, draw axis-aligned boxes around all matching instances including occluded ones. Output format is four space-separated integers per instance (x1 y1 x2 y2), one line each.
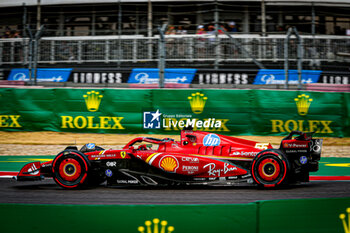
0 88 349 137
258 198 350 233
0 203 257 233
0 198 349 233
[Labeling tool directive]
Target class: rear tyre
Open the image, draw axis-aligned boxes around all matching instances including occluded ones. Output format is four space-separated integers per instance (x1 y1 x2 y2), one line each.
52 150 90 189
251 149 289 188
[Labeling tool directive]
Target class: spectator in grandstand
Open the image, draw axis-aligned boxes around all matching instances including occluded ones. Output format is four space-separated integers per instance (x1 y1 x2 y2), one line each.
177 26 188 57
2 27 11 38
11 30 21 38
10 30 23 62
227 21 238 32
196 25 206 35
165 25 176 56
196 25 206 58
59 41 75 61
176 25 187 35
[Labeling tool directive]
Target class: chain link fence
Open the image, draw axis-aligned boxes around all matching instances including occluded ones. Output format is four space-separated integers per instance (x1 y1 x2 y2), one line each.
1 35 350 65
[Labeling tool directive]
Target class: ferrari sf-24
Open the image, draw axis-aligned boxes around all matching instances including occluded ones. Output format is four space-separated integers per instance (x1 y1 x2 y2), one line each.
16 130 322 188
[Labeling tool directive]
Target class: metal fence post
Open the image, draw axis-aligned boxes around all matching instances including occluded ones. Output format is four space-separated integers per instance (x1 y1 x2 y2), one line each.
284 27 303 90
189 38 193 62
50 40 55 63
284 27 292 89
78 40 82 63
105 40 110 63
133 39 137 63
10 42 15 63
158 24 167 88
0 43 2 65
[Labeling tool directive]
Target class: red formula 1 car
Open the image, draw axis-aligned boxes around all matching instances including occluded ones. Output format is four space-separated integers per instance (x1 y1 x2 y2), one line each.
16 130 322 188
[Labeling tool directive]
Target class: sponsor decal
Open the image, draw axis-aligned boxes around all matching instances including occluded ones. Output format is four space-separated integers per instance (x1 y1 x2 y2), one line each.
286 149 307 153
203 134 220 146
61 90 125 131
143 109 162 129
253 69 321 85
0 115 21 128
163 118 222 130
182 165 199 173
188 92 207 114
117 180 138 184
321 74 349 84
294 94 312 116
181 157 199 163
159 156 179 172
196 71 251 84
91 153 120 159
271 94 334 134
144 92 229 132
8 68 72 82
83 91 103 112
255 143 269 150
300 156 308 165
203 162 237 176
106 161 117 167
283 143 308 148
128 68 196 84
72 72 123 83
137 218 175 233
231 151 259 157
339 207 350 233
86 143 95 150
27 163 39 175
105 169 113 177
121 151 127 159
193 178 206 181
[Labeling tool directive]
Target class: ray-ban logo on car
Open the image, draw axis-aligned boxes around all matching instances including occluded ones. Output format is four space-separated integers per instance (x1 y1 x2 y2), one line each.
143 109 162 129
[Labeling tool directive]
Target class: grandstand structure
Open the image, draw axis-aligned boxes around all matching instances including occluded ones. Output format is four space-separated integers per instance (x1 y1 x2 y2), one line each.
0 0 349 79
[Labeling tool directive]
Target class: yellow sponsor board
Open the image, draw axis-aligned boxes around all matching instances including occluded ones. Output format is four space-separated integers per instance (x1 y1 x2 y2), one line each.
61 91 125 130
271 94 334 134
0 115 21 128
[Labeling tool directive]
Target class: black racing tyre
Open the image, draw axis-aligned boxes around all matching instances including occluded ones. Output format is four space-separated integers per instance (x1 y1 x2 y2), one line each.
251 149 289 188
52 150 90 189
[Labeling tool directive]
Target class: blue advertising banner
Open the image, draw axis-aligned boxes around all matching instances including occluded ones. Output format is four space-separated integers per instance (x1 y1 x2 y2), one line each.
8 68 72 82
128 68 196 84
253 69 322 85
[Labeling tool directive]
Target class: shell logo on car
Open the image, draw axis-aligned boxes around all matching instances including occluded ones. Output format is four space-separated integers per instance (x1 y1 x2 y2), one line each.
159 156 179 172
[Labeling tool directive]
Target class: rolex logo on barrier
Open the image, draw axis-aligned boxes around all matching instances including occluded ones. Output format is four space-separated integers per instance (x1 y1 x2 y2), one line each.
83 91 103 112
188 92 207 114
294 94 313 116
138 218 175 233
270 93 334 134
60 90 124 130
339 207 350 233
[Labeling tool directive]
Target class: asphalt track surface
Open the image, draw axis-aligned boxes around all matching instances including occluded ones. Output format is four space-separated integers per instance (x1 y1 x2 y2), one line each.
1 178 349 205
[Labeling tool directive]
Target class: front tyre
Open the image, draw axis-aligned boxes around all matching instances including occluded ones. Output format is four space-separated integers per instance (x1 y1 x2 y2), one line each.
251 149 289 188
52 150 90 189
